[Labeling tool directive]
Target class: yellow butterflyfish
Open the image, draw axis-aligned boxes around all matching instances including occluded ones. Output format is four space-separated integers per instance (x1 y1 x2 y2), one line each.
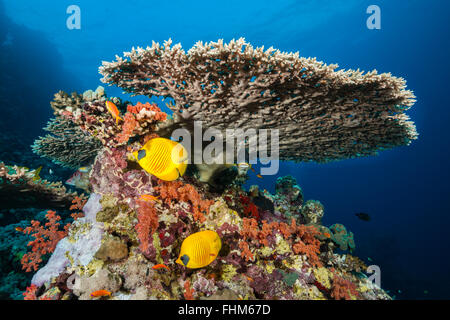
176 230 221 269
133 137 188 181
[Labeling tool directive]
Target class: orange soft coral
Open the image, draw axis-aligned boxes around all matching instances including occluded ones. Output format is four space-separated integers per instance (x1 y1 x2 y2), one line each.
21 210 69 272
290 219 322 267
238 241 254 262
241 218 259 240
176 184 213 223
331 274 359 300
239 217 323 267
135 200 159 253
277 221 293 239
155 180 213 223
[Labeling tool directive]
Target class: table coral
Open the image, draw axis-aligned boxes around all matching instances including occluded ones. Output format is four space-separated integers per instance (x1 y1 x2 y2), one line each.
100 38 417 163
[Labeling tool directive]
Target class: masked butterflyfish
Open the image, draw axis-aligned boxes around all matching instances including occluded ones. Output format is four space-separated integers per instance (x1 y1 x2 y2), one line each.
176 230 222 269
133 137 188 181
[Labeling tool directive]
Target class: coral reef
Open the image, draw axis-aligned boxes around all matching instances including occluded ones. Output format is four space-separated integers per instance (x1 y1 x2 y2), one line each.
19 38 416 301
100 38 417 163
0 162 79 209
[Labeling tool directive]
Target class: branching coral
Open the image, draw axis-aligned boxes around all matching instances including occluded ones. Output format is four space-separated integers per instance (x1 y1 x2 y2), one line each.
24 38 403 302
100 38 417 162
0 162 79 209
32 116 102 168
20 210 69 272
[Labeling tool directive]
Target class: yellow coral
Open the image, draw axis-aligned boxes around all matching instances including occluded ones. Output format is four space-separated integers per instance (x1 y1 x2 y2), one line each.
258 246 274 258
265 261 276 274
221 264 237 282
313 267 332 289
274 234 292 255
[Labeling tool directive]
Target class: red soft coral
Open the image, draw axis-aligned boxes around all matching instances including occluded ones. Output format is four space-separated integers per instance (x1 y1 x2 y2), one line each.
240 195 260 219
135 200 159 253
21 210 70 272
183 279 195 300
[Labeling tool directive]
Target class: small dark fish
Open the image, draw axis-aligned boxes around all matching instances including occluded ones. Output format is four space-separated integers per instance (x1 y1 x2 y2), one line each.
355 212 371 221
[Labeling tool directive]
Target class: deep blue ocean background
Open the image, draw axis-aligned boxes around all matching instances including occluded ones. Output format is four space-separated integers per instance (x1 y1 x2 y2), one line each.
1 0 449 299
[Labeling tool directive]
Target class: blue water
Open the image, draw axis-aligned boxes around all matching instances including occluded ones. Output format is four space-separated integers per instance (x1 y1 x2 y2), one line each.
1 0 449 299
